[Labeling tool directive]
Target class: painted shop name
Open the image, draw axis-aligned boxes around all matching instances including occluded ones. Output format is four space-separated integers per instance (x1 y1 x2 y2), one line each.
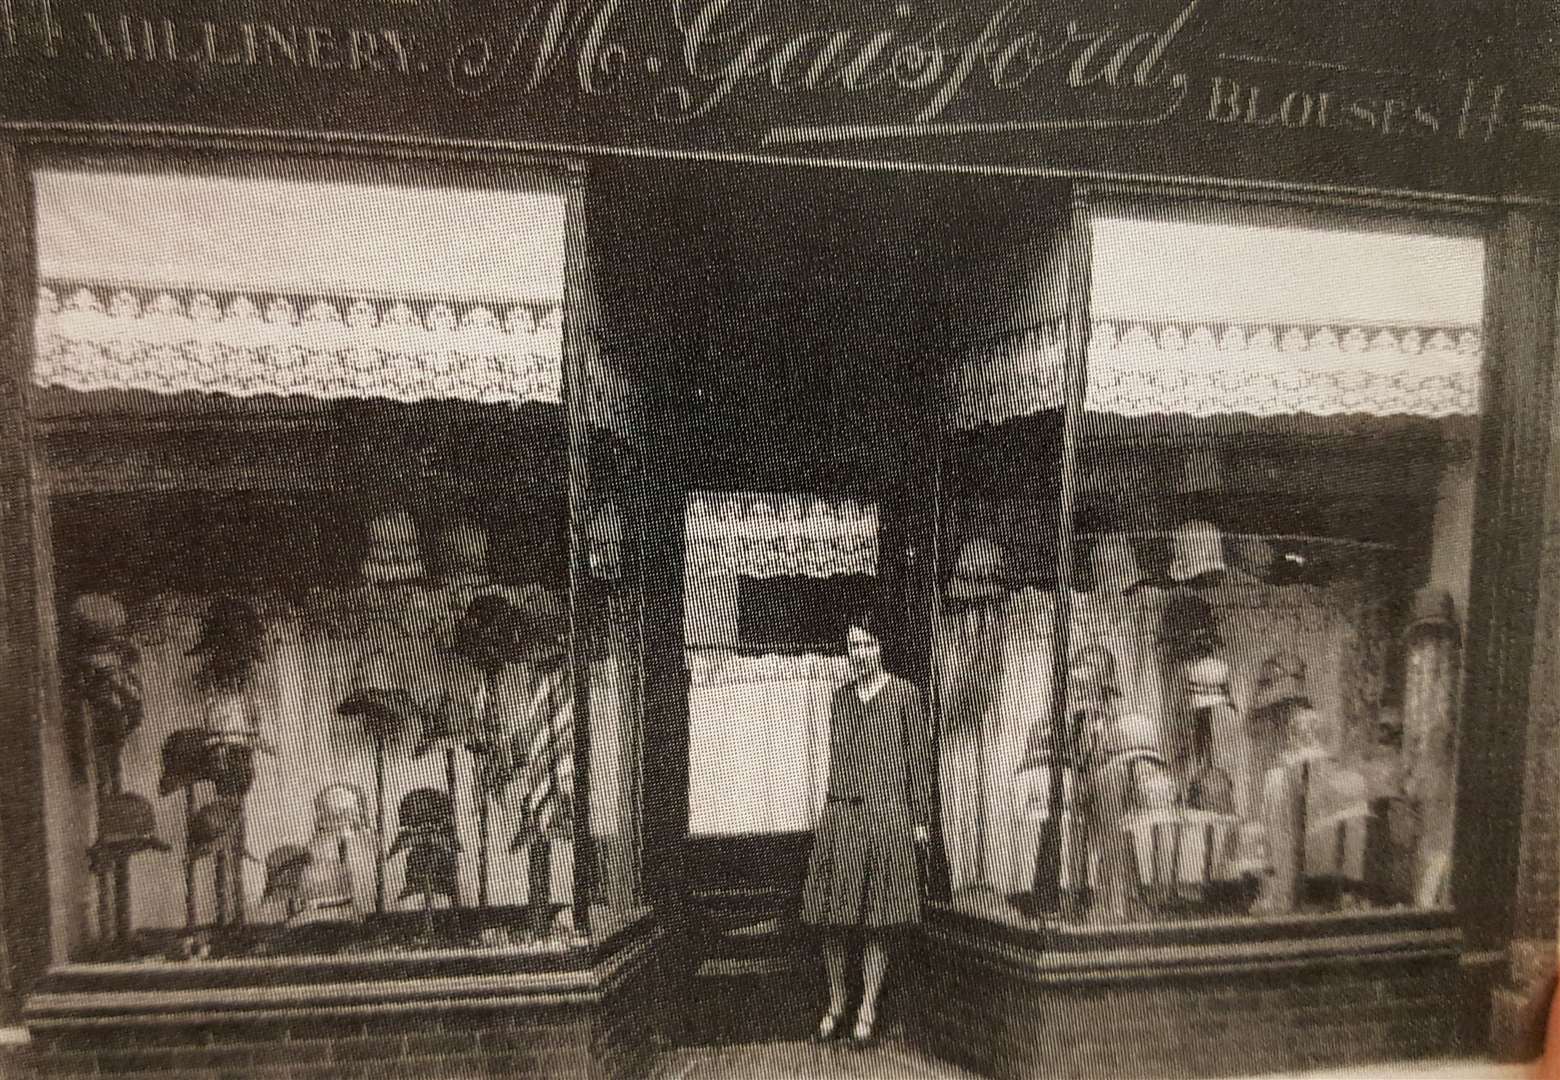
0 3 425 72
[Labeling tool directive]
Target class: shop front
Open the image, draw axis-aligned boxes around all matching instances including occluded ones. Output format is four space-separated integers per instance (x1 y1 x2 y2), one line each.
0 2 1557 1079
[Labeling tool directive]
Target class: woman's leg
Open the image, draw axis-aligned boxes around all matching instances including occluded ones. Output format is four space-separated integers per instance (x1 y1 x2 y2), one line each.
857 933 889 1035
821 931 851 1029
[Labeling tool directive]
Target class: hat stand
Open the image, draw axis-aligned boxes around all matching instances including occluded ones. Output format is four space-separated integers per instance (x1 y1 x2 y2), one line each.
71 597 144 949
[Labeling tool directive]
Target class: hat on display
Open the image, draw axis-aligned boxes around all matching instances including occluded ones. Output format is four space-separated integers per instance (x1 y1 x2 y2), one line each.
262 844 312 903
1090 535 1145 597
947 536 1008 602
361 509 425 585
389 788 459 857
88 793 170 872
1254 652 1310 714
1185 656 1233 710
336 686 421 744
434 519 491 587
1068 643 1122 700
202 691 276 755
1283 705 1331 760
415 692 485 760
314 783 372 835
1405 587 1459 640
398 841 458 903
159 728 217 795
1168 520 1227 585
1160 590 1223 660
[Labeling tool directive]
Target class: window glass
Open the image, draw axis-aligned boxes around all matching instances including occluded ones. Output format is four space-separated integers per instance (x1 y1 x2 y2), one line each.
936 211 1483 928
32 162 622 960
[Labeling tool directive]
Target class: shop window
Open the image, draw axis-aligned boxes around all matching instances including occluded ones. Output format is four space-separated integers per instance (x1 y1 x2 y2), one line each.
684 492 877 835
935 210 1482 929
31 160 647 963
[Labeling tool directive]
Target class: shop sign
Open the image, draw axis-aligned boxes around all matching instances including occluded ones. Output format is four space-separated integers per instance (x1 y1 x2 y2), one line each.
0 0 1555 198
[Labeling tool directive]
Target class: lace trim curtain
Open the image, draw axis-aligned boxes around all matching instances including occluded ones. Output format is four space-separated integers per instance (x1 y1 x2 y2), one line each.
685 492 879 579
33 283 564 406
686 649 846 834
944 320 1484 430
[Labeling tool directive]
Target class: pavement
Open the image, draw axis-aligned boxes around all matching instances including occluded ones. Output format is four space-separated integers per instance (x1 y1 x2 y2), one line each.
652 1042 1534 1080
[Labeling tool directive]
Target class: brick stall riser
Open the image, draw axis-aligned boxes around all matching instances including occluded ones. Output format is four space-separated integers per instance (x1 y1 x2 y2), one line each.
904 920 1468 1080
19 926 662 1080
24 1005 616 1079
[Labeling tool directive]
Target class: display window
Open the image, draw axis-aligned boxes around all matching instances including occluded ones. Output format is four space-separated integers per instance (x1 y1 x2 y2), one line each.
935 204 1484 930
28 156 647 963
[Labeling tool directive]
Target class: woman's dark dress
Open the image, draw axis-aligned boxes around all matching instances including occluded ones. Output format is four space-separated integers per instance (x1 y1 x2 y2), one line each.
801 674 934 928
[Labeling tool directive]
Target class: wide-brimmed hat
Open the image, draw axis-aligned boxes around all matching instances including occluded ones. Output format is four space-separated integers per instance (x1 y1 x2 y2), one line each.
1254 652 1309 713
450 591 567 667
1169 520 1227 585
87 793 170 872
1185 656 1233 709
946 536 1008 602
1404 586 1459 640
336 686 421 743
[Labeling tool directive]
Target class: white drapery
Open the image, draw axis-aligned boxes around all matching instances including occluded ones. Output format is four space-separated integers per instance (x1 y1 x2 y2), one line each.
684 492 879 580
943 320 1484 431
34 284 564 406
685 651 847 835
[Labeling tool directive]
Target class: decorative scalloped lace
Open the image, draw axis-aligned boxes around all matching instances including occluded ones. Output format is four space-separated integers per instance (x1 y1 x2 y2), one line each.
33 283 563 406
946 320 1484 429
685 492 878 579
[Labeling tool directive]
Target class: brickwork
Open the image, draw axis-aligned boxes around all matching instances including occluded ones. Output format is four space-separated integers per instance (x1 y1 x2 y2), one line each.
17 947 659 1080
906 934 1467 1080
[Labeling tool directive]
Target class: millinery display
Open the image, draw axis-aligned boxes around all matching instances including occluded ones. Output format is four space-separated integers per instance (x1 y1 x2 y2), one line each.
935 216 1482 929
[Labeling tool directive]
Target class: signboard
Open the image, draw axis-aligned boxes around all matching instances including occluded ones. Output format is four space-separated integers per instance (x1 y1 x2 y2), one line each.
0 0 1556 199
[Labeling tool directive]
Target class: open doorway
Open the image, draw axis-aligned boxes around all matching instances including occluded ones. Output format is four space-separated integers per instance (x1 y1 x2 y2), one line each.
589 159 1072 1044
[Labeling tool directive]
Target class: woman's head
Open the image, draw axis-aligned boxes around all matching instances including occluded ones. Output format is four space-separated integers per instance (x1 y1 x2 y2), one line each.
844 606 888 680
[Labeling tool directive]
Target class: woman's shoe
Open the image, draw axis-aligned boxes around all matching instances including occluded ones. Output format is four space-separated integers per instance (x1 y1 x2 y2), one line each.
846 1015 879 1051
810 1011 846 1044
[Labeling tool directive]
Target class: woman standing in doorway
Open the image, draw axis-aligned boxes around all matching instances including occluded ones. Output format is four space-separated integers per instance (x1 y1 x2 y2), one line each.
802 607 934 1050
